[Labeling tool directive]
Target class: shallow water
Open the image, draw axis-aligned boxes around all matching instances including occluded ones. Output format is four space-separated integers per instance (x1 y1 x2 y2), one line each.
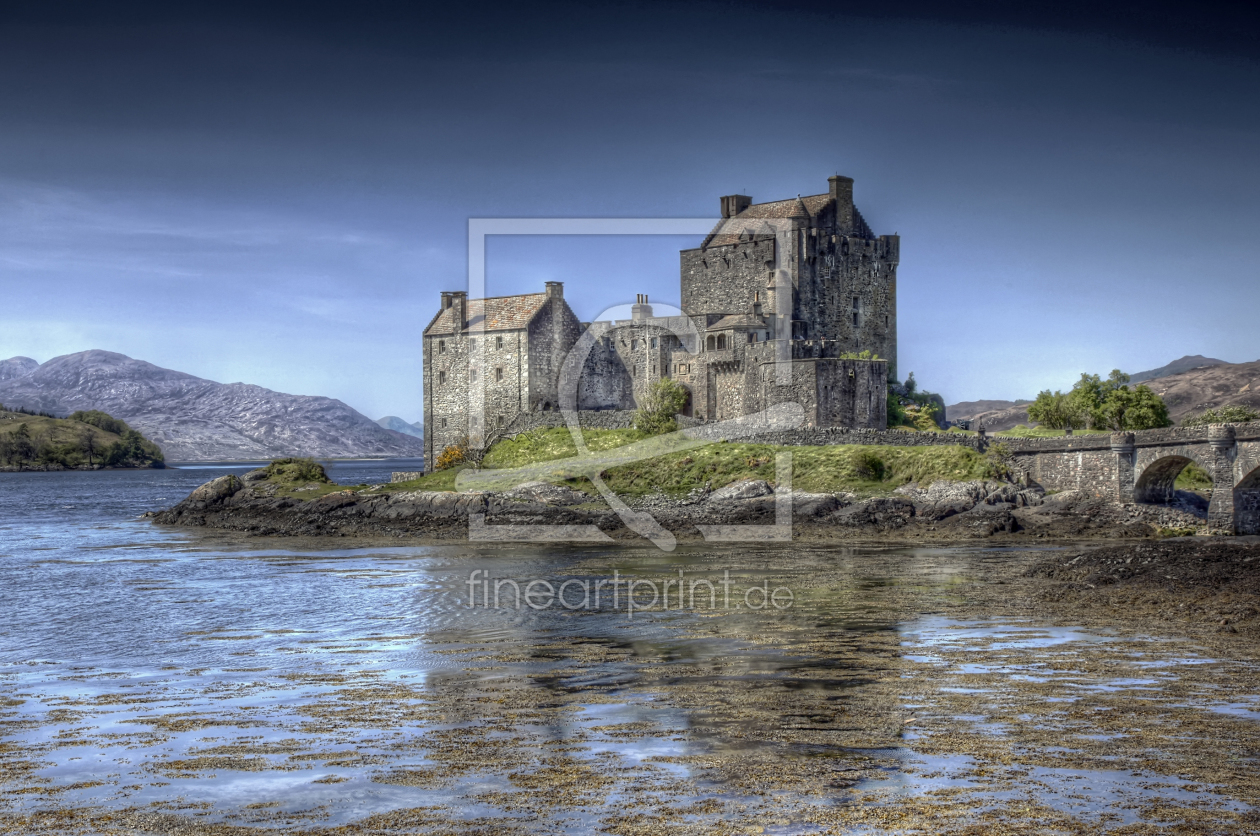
1 465 1257 833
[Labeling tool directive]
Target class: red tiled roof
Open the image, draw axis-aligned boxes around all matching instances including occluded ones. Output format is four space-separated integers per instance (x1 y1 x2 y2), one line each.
424 293 548 335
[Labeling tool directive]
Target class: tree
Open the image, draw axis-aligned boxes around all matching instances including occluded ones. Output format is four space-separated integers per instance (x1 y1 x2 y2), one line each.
10 423 35 462
1027 389 1086 430
1062 369 1137 429
79 427 98 466
634 379 689 435
1096 384 1171 431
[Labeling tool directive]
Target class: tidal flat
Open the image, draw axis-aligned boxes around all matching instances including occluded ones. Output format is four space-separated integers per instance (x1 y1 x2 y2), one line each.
2 467 1258 834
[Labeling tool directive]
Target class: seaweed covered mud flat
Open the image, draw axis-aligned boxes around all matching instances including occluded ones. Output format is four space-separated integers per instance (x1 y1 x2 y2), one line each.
152 462 1211 544
2 538 1260 835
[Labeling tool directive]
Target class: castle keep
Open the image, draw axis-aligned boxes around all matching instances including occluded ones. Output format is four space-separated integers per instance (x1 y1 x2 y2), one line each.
423 175 898 468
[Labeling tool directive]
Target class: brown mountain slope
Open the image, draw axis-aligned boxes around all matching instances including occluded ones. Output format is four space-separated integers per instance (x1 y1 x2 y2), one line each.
948 359 1260 431
1142 360 1260 422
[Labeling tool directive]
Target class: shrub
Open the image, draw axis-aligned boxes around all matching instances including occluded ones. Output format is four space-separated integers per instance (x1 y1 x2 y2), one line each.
886 391 906 428
852 450 885 481
435 440 468 471
983 443 1013 480
262 457 329 483
1182 405 1260 427
902 404 940 433
634 378 689 435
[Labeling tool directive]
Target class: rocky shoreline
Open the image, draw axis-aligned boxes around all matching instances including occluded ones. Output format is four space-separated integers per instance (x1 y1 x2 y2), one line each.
152 467 1213 542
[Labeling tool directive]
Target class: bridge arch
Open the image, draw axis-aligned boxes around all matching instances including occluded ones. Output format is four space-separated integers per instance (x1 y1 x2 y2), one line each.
1235 464 1260 535
1133 452 1213 505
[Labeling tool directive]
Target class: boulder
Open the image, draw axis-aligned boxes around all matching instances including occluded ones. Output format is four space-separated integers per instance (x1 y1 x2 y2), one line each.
832 496 916 528
500 481 587 506
709 479 774 501
187 474 243 505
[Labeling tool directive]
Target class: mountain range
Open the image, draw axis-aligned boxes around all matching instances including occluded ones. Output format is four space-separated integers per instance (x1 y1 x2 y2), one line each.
947 355 1256 430
376 415 424 439
0 350 425 462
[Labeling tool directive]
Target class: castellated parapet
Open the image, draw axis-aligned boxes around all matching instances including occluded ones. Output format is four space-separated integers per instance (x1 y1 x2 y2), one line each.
422 175 896 471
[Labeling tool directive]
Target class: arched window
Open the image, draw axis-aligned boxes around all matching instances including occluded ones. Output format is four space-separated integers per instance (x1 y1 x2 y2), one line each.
706 335 715 351
717 334 726 350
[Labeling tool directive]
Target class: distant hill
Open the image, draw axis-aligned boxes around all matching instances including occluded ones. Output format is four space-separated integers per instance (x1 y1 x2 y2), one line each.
0 356 38 382
945 399 1030 422
1141 359 1260 423
0 351 425 461
1129 354 1228 384
376 415 424 439
946 356 1260 430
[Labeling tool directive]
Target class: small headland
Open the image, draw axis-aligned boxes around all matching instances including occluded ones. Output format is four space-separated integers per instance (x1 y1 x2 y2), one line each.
0 407 164 471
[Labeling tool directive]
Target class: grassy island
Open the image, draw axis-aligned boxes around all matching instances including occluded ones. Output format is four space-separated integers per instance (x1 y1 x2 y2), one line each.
0 407 164 469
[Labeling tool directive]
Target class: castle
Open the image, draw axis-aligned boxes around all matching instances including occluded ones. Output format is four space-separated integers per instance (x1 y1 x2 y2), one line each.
422 175 899 468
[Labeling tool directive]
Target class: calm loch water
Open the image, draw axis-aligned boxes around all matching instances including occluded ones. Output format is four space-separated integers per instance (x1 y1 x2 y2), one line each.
0 463 1257 833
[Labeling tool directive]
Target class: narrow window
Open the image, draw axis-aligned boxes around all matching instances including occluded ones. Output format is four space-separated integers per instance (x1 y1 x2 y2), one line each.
470 369 478 383
631 339 638 351
706 335 715 351
853 312 859 328
438 371 446 385
441 418 447 428
632 366 637 377
495 367 503 382
496 335 503 350
438 340 446 355
496 415 504 428
650 337 658 349
885 315 889 327
652 365 657 375
469 337 476 351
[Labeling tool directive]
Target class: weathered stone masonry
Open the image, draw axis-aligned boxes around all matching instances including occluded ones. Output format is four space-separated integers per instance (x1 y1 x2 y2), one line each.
423 174 898 471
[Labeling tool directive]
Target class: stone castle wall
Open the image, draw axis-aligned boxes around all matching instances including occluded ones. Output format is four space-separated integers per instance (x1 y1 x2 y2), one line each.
680 238 776 317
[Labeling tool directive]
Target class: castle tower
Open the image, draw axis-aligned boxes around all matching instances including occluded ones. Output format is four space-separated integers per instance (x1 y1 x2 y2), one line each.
679 174 899 380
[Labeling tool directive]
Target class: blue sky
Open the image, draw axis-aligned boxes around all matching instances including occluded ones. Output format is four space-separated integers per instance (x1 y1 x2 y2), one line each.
1 2 1257 421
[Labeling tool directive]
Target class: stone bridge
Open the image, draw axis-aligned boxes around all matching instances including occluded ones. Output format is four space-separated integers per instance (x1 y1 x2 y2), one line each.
1007 422 1260 535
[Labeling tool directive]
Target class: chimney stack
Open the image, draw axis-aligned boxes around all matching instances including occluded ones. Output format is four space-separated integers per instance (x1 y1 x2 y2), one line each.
450 291 468 330
631 293 653 320
829 175 854 233
720 194 752 219
545 281 563 301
